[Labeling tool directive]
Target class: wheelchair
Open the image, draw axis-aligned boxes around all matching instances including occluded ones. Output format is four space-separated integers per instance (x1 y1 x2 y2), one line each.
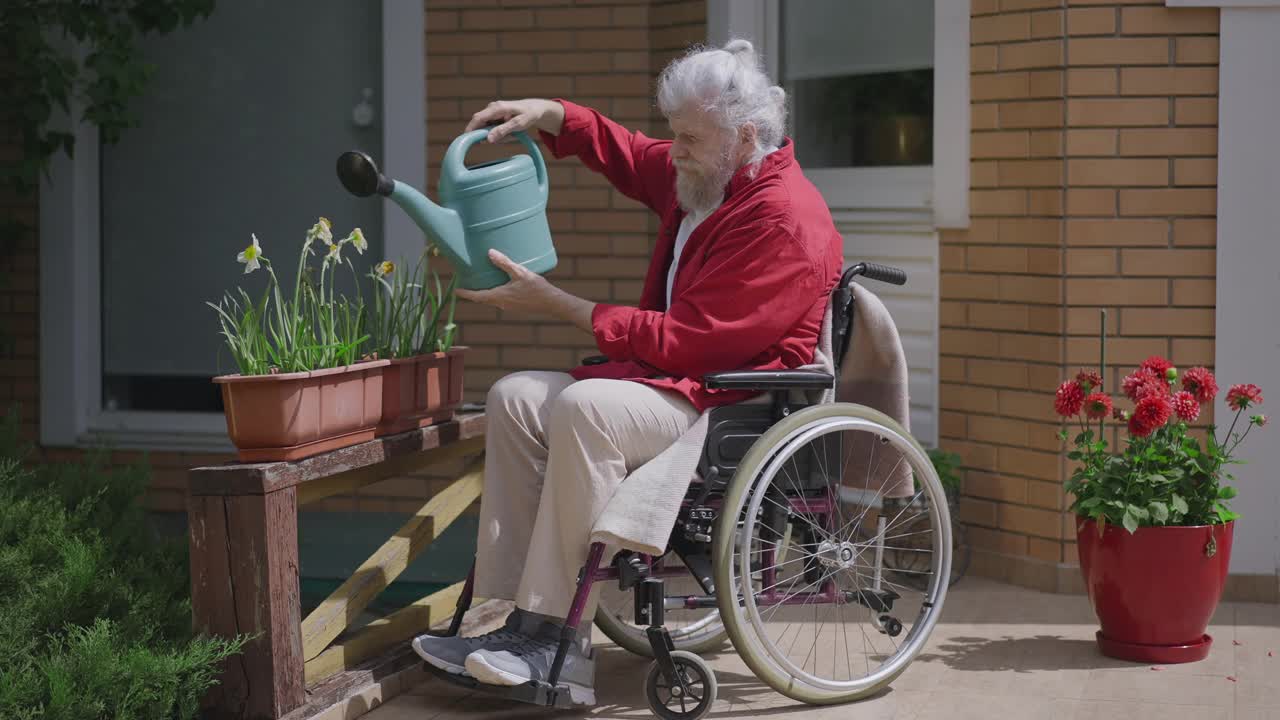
424 262 952 719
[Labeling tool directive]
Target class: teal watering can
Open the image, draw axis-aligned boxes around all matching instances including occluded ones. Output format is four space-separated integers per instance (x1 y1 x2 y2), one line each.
335 129 556 290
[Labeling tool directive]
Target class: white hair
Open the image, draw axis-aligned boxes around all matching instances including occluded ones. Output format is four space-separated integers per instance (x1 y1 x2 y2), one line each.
656 38 788 171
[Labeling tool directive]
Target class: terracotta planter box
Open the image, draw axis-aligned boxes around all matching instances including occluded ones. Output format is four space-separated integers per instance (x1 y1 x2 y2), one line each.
214 358 390 463
375 346 467 437
1076 516 1234 664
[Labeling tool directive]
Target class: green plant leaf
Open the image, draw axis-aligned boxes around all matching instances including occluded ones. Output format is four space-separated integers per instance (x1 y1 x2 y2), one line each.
1122 507 1139 534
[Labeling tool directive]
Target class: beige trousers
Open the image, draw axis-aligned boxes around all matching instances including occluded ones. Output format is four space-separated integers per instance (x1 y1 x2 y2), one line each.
473 371 700 619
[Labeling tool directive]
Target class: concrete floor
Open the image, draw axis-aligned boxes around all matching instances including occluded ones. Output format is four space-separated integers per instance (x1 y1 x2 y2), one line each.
361 577 1280 719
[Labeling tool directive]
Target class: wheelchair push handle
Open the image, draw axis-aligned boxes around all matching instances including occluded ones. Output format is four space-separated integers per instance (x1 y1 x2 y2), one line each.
850 262 907 286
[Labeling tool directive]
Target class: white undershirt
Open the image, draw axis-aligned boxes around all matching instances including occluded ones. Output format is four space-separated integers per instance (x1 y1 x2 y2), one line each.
665 202 719 308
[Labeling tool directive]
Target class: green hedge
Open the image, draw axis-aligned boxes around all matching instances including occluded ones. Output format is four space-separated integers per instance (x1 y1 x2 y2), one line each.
0 411 244 719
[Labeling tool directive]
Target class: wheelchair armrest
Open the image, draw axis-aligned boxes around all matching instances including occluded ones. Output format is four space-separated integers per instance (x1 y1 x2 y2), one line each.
704 370 834 391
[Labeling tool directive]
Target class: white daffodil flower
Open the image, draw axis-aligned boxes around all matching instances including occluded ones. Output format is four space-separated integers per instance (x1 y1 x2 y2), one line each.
347 228 368 255
237 234 264 274
376 260 395 277
326 240 343 263
306 216 333 248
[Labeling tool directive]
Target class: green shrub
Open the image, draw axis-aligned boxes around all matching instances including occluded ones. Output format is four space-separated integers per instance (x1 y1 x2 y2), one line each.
0 409 244 719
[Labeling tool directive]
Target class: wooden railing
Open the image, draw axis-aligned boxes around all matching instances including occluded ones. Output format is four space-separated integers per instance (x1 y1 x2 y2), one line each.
187 413 487 719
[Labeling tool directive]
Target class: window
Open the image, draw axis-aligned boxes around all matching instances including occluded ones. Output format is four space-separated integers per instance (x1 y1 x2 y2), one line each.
779 0 934 169
708 0 968 223
40 0 426 450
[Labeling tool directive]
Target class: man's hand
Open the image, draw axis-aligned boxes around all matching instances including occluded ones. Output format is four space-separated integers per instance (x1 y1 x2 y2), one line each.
457 249 596 334
466 99 566 144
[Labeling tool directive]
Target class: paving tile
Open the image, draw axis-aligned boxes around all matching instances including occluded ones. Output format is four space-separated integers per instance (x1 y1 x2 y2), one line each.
1081 667 1235 707
1235 706 1280 720
914 692 1078 720
408 675 478 701
1233 665 1280 708
1072 700 1230 720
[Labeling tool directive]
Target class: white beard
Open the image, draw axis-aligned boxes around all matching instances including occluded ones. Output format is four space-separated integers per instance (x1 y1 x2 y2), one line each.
675 143 737 215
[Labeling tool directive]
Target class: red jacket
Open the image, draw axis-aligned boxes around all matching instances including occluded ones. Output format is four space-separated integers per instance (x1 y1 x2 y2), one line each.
538 100 843 412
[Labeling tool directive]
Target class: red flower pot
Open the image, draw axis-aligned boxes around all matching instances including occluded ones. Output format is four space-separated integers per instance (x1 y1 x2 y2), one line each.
214 358 390 462
1076 516 1233 664
375 347 467 436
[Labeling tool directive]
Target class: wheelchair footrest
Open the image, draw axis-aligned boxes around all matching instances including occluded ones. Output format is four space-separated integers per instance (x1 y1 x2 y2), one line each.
420 661 581 709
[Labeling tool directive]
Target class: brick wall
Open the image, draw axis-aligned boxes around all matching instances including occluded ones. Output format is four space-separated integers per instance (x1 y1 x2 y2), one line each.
945 0 1219 591
0 119 39 446
424 0 705 406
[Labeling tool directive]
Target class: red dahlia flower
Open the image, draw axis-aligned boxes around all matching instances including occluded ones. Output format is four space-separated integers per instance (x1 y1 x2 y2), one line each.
1140 356 1175 380
1076 370 1103 392
1181 366 1218 404
1128 394 1172 437
1172 391 1200 422
1227 384 1263 410
1123 369 1168 402
1055 380 1086 417
1084 393 1113 420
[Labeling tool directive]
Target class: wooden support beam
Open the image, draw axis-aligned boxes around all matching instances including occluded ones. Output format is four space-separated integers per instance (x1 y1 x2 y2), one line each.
299 457 484 662
304 582 488 686
296 434 484 506
189 413 486 496
189 488 304 719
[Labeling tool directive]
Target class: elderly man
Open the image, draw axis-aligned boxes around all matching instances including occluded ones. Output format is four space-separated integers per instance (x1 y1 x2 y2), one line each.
412 39 842 703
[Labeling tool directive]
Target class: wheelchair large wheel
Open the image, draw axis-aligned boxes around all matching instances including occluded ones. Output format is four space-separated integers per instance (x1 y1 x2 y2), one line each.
595 567 727 656
711 402 951 705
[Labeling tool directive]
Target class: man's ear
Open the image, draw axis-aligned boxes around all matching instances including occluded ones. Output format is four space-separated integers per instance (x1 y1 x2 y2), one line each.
739 122 758 147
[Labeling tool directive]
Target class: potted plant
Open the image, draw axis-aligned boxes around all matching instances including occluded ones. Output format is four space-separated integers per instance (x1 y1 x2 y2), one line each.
208 218 389 462
1056 350 1267 663
882 447 970 589
366 247 466 437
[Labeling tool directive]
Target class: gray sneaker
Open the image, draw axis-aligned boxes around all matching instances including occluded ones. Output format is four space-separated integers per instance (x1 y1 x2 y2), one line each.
464 631 596 705
411 609 541 676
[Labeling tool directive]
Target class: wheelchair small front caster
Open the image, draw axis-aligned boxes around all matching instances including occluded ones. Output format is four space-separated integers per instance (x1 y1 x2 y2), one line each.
644 650 716 720
879 614 903 637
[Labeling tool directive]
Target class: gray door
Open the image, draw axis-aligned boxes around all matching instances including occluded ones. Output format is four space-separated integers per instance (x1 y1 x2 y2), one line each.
100 0 384 412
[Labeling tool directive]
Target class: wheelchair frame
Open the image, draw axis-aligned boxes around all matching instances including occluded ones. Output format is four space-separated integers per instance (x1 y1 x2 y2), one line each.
422 262 946 717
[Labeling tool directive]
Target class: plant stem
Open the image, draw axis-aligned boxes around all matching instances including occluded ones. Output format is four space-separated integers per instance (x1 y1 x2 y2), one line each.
1226 410 1253 454
1224 407 1243 450
1099 308 1107 440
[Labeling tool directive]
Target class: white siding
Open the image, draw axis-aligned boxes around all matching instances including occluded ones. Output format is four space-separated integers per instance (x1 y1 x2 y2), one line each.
833 208 940 447
1212 4 1280 576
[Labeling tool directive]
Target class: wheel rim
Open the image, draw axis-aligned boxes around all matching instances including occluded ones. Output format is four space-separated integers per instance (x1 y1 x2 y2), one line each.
724 411 951 696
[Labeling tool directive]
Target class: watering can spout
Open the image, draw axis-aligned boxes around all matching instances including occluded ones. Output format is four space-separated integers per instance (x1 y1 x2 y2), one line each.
335 151 468 268
386 181 467 266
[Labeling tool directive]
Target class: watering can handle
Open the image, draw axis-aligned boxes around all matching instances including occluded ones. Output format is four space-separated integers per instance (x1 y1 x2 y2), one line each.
445 128 549 202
